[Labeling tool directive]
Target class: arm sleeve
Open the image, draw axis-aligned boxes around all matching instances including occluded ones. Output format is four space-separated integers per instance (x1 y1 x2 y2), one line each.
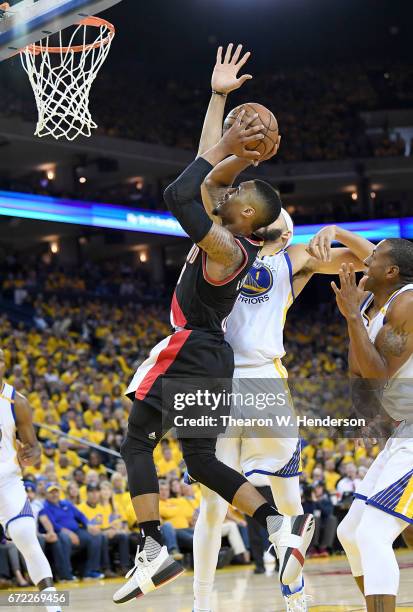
164 157 214 244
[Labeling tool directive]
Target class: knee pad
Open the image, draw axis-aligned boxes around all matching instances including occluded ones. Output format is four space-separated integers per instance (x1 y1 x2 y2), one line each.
120 433 152 462
184 452 213 484
184 452 246 504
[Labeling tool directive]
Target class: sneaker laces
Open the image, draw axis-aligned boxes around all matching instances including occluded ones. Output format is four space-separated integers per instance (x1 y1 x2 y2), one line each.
125 550 151 579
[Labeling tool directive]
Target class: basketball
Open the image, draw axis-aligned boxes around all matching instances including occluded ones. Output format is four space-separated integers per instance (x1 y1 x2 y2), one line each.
223 102 279 158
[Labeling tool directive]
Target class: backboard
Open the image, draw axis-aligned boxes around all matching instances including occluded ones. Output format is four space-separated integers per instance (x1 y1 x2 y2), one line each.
0 0 122 61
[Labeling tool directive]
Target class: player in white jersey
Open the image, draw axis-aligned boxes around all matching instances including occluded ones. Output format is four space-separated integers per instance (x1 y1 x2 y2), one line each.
330 239 413 612
0 349 62 612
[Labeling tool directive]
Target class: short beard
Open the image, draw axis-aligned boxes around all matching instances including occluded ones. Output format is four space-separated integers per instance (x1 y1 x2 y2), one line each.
256 227 283 241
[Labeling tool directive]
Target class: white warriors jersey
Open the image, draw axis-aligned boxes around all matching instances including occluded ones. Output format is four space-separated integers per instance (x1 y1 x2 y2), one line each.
225 249 295 368
0 383 21 481
360 284 413 422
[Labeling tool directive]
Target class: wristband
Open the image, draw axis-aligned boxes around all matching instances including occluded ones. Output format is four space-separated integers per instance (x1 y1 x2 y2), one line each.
212 90 227 97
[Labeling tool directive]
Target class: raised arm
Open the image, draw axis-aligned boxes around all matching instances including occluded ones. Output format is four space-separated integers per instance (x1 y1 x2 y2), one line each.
306 225 375 265
332 264 413 379
164 112 264 280
197 43 252 158
287 225 375 298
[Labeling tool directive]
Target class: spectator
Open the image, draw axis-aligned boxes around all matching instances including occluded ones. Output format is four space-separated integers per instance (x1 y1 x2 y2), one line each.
66 481 81 506
324 459 341 494
26 481 75 582
336 463 361 498
158 480 194 552
99 481 131 575
157 445 180 478
303 483 338 558
40 483 104 579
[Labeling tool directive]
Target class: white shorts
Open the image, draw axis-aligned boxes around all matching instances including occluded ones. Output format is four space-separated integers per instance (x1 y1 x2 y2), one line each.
0 475 33 534
217 359 301 485
355 422 413 524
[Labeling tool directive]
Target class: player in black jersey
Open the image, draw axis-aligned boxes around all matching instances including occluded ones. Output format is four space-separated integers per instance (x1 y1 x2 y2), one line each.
114 45 315 605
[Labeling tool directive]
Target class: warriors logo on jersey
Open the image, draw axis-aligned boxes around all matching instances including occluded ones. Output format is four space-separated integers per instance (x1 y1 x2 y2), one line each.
240 261 273 302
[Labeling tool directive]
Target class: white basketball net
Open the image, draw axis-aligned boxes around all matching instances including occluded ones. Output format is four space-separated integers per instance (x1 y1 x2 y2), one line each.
20 19 114 141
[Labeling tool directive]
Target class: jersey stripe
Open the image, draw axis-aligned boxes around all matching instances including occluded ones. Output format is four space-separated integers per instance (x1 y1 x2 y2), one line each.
10 388 16 423
283 250 295 301
135 330 192 401
171 291 187 328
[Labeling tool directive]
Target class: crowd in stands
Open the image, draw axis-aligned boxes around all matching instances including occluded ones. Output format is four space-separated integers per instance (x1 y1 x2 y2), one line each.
1 61 413 164
0 255 407 586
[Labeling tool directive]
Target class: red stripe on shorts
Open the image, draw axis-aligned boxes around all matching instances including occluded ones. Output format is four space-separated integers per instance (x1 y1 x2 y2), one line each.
136 330 192 400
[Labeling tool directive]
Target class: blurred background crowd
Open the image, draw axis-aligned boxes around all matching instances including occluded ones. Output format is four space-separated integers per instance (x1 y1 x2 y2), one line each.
0 255 405 588
2 61 413 163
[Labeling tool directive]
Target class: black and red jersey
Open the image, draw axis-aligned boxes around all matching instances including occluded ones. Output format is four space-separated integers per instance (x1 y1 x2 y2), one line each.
170 236 262 335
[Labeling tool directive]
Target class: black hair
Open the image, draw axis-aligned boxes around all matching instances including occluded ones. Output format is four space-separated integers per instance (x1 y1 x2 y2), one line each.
252 180 282 230
385 238 413 282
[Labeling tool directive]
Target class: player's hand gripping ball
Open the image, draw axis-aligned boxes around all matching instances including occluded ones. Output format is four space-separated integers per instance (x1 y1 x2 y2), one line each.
224 102 278 159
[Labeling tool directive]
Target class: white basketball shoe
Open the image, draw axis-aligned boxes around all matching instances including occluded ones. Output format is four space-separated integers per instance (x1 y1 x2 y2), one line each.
113 544 184 604
268 514 315 585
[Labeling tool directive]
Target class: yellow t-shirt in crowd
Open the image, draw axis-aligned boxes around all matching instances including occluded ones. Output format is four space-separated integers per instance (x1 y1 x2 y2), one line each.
83 464 107 476
324 471 341 493
55 450 82 468
83 410 101 427
159 497 195 529
77 502 105 527
68 426 90 442
89 431 105 446
156 458 179 477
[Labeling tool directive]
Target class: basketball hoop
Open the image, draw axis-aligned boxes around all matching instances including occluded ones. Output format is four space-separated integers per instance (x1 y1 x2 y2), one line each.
20 16 115 141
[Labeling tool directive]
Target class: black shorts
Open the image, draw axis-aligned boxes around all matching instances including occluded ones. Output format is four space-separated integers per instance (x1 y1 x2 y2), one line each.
126 329 234 419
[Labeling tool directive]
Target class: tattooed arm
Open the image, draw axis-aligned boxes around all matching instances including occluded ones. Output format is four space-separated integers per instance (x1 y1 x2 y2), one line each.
374 294 413 377
198 224 247 281
347 292 413 380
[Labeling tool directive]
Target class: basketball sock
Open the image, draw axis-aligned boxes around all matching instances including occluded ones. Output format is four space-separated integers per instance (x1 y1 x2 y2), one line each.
138 521 163 562
41 587 62 612
193 581 213 612
138 535 162 562
253 503 281 529
139 520 163 545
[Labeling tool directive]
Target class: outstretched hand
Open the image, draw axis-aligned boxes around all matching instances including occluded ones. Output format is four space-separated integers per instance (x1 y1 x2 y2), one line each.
221 109 265 161
331 263 368 319
306 225 336 262
212 43 252 95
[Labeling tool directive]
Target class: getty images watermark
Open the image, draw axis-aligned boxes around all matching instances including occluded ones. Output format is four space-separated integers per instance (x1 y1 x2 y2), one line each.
161 377 376 439
172 388 366 429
